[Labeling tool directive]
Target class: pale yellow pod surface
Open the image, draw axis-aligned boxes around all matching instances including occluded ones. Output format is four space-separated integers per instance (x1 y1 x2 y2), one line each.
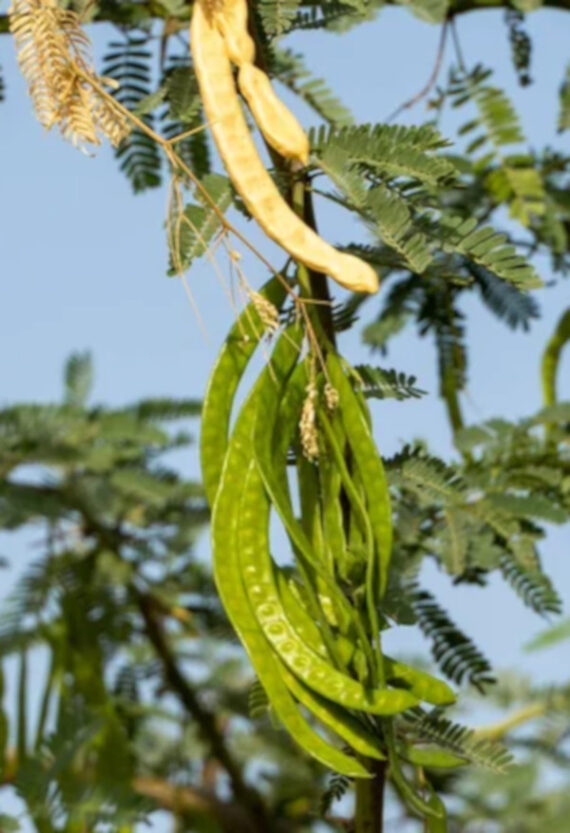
190 0 379 294
215 0 255 66
238 63 310 165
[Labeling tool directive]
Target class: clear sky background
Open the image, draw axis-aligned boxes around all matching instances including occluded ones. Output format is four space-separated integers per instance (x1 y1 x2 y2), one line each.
0 3 569 827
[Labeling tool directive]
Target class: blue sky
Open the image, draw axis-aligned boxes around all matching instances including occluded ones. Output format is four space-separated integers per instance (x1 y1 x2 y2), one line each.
0 3 569 826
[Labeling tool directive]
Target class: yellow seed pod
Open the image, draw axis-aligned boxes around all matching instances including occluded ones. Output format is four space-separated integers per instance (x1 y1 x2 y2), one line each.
214 0 255 66
190 0 379 295
238 63 310 165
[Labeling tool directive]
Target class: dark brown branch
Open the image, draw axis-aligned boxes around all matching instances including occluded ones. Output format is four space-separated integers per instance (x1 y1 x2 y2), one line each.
136 592 270 833
1 0 568 35
133 777 283 833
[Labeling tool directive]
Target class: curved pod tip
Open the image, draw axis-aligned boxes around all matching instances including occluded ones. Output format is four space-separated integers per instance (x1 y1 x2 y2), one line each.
238 63 310 166
330 253 380 294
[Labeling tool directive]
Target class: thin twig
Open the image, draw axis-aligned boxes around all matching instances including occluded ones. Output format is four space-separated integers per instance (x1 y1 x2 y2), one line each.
450 18 467 72
76 63 335 364
387 22 448 122
74 64 295 300
474 703 546 740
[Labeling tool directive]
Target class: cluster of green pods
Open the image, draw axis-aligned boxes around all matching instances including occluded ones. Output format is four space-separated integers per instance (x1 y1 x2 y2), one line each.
200 278 457 801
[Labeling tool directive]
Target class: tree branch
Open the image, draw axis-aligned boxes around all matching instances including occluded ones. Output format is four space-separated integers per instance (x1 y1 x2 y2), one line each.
136 592 270 833
133 776 283 833
1 0 569 35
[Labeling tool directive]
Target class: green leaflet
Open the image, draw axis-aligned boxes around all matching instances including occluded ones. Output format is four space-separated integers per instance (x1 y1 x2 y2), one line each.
424 787 448 831
525 617 570 652
410 585 495 691
257 0 303 37
200 276 288 505
168 173 233 272
354 364 426 401
399 744 467 770
311 122 454 182
406 712 513 773
441 216 542 289
385 722 444 820
102 37 162 193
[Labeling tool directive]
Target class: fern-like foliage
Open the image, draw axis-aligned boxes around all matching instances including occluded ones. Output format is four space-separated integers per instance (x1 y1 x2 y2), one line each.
353 364 426 400
416 282 467 402
320 772 351 814
127 397 202 421
102 37 161 192
387 396 568 605
409 585 495 690
505 9 532 87
500 553 562 615
311 122 454 184
366 184 433 273
449 64 524 150
447 64 545 224
168 172 233 273
248 679 270 720
468 262 540 330
362 274 420 351
404 712 513 773
441 216 541 288
257 0 303 37
330 293 369 333
315 143 434 273
311 122 541 292
291 0 382 34
161 61 211 179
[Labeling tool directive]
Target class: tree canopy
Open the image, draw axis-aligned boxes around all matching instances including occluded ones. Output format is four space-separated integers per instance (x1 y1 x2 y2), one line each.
0 1 569 831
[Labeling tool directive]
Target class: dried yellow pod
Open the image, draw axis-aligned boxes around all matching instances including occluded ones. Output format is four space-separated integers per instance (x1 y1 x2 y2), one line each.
238 63 309 165
190 0 379 294
214 0 255 65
